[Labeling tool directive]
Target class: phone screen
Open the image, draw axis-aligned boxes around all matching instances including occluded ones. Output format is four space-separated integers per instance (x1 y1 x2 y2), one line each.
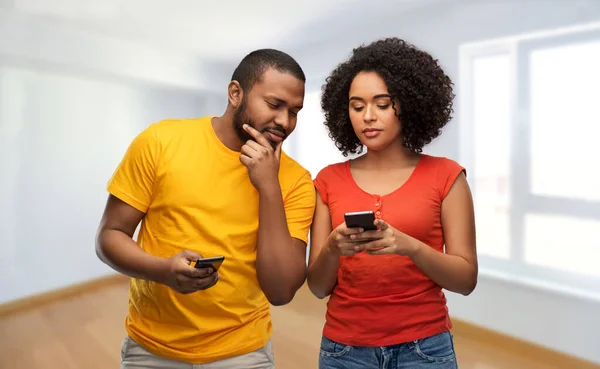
194 256 225 271
344 211 377 231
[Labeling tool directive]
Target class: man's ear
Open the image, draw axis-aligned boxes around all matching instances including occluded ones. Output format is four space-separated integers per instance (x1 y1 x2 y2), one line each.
228 81 243 108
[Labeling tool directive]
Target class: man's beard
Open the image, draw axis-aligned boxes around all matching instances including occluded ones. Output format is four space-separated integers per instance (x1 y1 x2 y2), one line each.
233 98 284 149
233 97 256 144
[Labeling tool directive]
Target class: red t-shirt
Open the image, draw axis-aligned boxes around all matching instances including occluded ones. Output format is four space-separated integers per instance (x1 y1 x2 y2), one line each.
313 154 466 347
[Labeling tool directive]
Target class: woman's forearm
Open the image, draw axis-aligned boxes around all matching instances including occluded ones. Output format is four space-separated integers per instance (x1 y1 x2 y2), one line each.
408 240 477 296
307 241 340 299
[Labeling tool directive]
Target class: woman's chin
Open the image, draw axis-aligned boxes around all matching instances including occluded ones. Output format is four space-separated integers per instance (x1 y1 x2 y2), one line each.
359 135 402 153
361 141 388 153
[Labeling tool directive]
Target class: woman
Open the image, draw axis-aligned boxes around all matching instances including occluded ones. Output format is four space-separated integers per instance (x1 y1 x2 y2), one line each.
308 37 478 369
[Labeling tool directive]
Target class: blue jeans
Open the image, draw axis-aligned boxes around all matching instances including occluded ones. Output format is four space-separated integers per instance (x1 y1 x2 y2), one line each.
319 331 458 369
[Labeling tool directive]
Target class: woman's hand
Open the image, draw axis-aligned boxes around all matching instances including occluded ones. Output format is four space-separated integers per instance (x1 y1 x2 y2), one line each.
326 223 370 256
351 219 421 257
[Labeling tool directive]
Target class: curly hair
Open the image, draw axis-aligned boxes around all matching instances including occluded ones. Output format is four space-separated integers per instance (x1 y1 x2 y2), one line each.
320 37 454 156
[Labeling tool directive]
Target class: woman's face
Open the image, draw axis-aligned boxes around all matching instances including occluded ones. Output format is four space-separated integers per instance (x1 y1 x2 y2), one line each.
348 71 402 152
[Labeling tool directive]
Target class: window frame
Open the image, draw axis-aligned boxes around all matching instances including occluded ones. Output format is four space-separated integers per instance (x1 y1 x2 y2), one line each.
458 23 600 297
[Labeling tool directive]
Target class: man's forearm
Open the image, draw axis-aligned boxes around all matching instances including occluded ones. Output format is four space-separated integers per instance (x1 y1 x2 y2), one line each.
256 182 306 306
96 229 167 283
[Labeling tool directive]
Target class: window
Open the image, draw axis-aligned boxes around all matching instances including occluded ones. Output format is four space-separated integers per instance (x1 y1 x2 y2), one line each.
470 54 512 260
524 214 600 278
459 23 600 294
529 39 600 202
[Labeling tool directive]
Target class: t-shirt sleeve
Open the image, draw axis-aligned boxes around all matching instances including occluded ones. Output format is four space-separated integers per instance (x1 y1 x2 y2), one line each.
106 124 159 213
437 157 467 201
313 166 330 205
284 171 317 244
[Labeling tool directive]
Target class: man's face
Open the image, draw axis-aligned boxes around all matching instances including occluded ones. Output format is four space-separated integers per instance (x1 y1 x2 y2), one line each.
233 68 305 149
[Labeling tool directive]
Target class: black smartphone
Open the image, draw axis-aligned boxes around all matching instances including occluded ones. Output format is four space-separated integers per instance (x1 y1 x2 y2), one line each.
194 256 225 271
344 211 377 231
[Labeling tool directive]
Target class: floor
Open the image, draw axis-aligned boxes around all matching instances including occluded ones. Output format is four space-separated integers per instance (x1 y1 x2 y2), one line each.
0 280 591 368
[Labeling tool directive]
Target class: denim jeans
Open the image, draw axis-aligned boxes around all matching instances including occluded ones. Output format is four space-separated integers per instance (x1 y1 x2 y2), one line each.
319 331 458 369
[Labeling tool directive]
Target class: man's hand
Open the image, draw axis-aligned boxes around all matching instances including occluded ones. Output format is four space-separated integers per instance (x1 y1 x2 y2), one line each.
239 124 281 192
161 250 219 294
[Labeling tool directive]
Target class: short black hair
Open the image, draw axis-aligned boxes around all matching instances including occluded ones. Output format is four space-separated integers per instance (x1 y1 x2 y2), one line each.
321 37 454 156
231 49 306 92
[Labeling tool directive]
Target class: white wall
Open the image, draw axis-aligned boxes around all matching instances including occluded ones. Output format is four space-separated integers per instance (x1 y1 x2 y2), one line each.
0 11 226 304
284 89 348 178
0 9 223 92
290 0 600 364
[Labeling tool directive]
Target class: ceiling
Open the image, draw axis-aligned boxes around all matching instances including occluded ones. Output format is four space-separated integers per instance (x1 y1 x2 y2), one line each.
4 0 357 58
2 0 434 63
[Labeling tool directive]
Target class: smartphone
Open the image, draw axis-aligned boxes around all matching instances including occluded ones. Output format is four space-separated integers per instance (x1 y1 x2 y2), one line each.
194 256 225 271
344 211 377 231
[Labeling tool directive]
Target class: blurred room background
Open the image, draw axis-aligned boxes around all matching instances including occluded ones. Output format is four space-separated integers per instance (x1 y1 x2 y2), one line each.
1 0 599 367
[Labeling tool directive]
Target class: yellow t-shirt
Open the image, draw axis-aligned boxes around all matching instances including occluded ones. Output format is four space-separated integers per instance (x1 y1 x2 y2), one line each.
106 116 316 364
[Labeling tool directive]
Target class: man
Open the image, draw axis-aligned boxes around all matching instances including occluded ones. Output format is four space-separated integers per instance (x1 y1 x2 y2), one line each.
95 49 316 368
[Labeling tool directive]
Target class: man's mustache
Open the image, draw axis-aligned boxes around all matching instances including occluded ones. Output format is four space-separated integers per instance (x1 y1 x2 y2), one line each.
262 125 287 139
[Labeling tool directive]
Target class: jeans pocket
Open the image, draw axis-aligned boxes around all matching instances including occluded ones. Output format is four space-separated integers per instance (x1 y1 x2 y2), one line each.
319 336 351 358
413 331 456 363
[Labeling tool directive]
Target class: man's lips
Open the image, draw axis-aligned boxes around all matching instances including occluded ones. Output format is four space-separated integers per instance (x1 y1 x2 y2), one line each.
265 129 286 142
